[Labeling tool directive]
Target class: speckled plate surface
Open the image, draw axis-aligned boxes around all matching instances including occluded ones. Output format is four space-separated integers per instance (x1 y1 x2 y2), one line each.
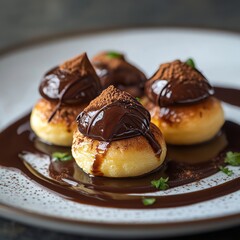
0 28 240 238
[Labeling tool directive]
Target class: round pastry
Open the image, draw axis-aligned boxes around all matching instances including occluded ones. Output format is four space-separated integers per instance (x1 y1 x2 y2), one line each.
30 53 102 146
72 85 167 178
144 59 224 145
92 51 147 97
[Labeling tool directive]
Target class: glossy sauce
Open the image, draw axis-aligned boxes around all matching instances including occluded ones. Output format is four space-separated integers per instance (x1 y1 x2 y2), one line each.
0 86 240 209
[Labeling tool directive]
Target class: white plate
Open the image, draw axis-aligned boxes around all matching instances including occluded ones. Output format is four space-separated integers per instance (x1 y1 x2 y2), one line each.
0 28 240 238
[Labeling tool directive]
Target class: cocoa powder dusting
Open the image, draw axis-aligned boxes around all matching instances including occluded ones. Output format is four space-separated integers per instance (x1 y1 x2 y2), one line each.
84 85 136 112
151 60 205 82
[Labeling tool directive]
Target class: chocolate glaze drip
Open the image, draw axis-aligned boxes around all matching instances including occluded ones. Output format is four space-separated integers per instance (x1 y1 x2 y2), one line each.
77 86 161 157
92 142 110 176
39 53 102 121
145 60 214 107
0 86 240 209
92 52 147 97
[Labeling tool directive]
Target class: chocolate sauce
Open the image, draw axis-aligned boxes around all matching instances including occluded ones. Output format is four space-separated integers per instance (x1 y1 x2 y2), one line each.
92 142 110 176
145 60 214 106
92 52 147 97
39 53 102 121
0 86 240 209
77 86 161 157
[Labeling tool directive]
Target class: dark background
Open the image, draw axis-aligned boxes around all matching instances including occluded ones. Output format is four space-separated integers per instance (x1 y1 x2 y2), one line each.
1 0 240 51
1 0 240 239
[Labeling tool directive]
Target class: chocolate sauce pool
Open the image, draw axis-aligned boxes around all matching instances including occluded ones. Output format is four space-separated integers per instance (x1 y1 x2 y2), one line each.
0 86 240 209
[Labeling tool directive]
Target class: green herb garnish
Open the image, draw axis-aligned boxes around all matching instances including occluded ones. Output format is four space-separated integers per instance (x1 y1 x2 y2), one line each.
52 152 72 161
224 151 240 166
136 97 140 102
185 58 195 68
151 177 169 190
142 197 156 206
106 51 123 59
219 166 233 176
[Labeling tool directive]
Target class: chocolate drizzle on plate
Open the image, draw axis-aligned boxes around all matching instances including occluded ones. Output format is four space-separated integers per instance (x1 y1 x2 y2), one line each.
145 60 214 107
39 53 102 122
0 86 240 209
92 51 147 97
77 86 161 157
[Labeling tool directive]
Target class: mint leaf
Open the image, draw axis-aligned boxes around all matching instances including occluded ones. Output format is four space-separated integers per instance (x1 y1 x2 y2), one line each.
151 177 169 190
52 152 72 161
142 197 156 206
219 166 233 176
224 151 240 166
185 58 195 68
106 51 123 59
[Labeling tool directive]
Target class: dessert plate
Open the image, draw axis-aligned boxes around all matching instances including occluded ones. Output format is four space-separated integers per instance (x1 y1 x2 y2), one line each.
0 28 240 238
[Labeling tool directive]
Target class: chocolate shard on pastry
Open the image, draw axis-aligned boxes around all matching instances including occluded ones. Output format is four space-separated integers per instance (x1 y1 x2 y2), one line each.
92 51 147 97
72 85 167 177
143 59 224 145
30 53 102 146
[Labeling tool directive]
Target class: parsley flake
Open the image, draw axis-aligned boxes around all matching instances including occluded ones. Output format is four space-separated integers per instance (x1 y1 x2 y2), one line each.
106 51 123 59
219 166 233 176
185 58 195 68
142 197 156 206
52 152 72 162
151 177 169 190
136 97 141 102
224 151 240 166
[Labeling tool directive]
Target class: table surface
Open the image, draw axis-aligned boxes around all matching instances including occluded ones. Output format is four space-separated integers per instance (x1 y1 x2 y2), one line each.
1 0 240 239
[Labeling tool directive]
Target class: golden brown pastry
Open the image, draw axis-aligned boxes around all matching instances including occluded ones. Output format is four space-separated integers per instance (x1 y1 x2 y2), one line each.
30 53 102 146
92 51 147 97
72 86 167 178
144 59 224 145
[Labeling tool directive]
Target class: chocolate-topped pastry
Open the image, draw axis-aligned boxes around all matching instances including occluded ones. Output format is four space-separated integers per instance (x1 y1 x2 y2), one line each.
145 60 214 107
30 53 102 146
92 51 147 97
72 86 167 178
143 59 224 145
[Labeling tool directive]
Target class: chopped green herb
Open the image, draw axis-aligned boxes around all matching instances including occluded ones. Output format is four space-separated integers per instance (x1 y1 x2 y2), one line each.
106 51 123 59
151 177 169 190
142 197 156 206
219 166 233 176
224 151 240 166
52 152 72 161
136 97 141 102
185 58 195 68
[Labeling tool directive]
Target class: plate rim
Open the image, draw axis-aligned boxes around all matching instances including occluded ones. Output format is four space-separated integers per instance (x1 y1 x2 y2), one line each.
1 201 240 237
1 26 240 236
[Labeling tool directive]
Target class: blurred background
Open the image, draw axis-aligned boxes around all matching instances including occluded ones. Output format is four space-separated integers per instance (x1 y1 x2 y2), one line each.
1 0 240 51
1 0 240 239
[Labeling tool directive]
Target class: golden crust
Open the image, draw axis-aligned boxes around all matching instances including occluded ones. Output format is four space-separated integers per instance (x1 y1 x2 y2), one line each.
30 98 86 146
72 123 167 178
144 97 225 145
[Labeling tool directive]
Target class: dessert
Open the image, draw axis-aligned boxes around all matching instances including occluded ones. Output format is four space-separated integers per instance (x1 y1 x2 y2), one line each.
92 51 147 97
144 59 224 145
72 85 167 177
30 53 102 146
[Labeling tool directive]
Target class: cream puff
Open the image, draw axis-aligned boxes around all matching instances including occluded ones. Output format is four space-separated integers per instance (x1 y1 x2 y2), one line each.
30 53 102 146
144 59 224 145
92 51 147 97
72 85 167 178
